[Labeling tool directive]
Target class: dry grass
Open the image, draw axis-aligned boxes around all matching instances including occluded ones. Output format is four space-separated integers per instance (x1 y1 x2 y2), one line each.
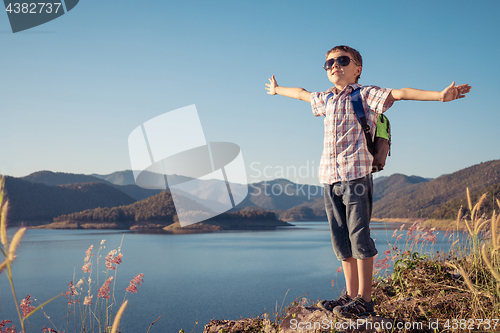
373 188 500 332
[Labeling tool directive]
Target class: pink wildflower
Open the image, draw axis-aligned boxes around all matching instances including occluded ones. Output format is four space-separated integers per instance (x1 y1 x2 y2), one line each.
383 249 391 255
425 233 437 244
84 245 93 262
20 295 35 318
82 245 93 273
414 233 421 243
112 253 123 265
125 282 138 293
132 273 144 285
396 234 402 241
0 320 16 333
374 257 390 269
64 281 80 305
105 250 116 269
84 296 93 305
126 273 144 293
336 267 343 273
82 262 91 273
331 279 334 287
391 229 397 238
105 250 122 270
97 277 113 299
407 223 417 240
65 281 76 296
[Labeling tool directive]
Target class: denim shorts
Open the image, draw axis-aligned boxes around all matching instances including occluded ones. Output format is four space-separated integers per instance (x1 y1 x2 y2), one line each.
324 174 377 261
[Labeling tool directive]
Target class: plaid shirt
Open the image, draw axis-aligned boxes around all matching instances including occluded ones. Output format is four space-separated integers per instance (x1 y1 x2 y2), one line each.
311 83 394 184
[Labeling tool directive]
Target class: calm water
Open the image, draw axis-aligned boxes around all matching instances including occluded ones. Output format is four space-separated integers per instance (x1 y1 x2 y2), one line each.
0 222 457 332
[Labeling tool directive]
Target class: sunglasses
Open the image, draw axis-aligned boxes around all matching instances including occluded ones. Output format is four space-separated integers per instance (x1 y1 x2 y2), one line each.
323 56 358 70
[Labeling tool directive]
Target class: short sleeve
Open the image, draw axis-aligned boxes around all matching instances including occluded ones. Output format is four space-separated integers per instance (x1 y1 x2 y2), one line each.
361 86 394 114
311 92 328 117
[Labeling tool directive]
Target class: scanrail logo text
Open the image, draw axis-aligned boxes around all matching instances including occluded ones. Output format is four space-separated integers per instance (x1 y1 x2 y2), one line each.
128 105 248 227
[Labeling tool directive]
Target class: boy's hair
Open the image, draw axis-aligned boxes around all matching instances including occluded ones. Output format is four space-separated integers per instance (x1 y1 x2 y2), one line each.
326 45 363 83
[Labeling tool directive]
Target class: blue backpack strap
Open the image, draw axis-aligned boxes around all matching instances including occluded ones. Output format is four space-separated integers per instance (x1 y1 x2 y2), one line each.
325 92 334 106
351 87 374 154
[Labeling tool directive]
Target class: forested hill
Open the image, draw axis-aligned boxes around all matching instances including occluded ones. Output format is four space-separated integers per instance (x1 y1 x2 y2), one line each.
237 178 323 210
3 177 136 222
54 191 177 225
428 183 500 220
22 170 108 186
373 159 500 218
373 174 429 202
54 191 285 230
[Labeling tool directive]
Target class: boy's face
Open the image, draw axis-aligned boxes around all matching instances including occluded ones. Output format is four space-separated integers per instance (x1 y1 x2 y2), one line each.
326 50 362 90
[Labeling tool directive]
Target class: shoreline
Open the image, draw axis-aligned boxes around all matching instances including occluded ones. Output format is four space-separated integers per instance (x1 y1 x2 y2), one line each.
29 219 294 233
371 217 466 231
27 218 464 232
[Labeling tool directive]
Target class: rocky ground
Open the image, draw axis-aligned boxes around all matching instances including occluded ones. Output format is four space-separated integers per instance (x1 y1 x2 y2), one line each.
202 303 414 333
200 252 498 333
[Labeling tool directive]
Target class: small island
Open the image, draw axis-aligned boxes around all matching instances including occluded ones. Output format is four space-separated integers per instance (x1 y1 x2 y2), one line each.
33 191 293 233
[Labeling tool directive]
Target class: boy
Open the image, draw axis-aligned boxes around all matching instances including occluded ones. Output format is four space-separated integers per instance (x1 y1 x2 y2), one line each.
265 45 471 317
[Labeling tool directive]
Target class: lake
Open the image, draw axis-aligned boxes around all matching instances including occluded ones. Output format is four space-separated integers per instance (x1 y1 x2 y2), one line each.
0 222 458 332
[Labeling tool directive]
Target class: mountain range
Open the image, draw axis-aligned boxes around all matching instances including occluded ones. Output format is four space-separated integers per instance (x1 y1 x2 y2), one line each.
1 158 499 226
372 159 500 219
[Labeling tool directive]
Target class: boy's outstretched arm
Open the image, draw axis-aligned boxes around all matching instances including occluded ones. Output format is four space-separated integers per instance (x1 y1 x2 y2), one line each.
265 75 311 103
387 82 471 103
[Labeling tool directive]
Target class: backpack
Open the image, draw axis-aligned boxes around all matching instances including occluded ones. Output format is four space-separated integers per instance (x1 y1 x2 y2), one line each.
326 87 391 173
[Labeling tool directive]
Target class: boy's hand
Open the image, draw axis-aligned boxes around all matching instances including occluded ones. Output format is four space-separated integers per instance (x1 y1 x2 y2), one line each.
266 75 278 95
264 76 311 102
440 82 472 102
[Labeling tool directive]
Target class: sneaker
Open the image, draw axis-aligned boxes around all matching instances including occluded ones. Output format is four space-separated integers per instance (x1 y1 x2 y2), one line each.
317 293 352 311
333 295 376 318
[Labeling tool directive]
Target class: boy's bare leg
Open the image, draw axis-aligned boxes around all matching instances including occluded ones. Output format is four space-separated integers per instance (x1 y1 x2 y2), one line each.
357 257 374 302
342 257 358 299
343 257 374 302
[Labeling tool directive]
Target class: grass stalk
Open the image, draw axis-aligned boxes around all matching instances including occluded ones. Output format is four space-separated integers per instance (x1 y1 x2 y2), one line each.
6 258 25 332
146 316 162 333
110 300 127 333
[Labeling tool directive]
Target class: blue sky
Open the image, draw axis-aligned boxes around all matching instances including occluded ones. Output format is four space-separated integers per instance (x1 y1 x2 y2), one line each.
1 0 499 185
